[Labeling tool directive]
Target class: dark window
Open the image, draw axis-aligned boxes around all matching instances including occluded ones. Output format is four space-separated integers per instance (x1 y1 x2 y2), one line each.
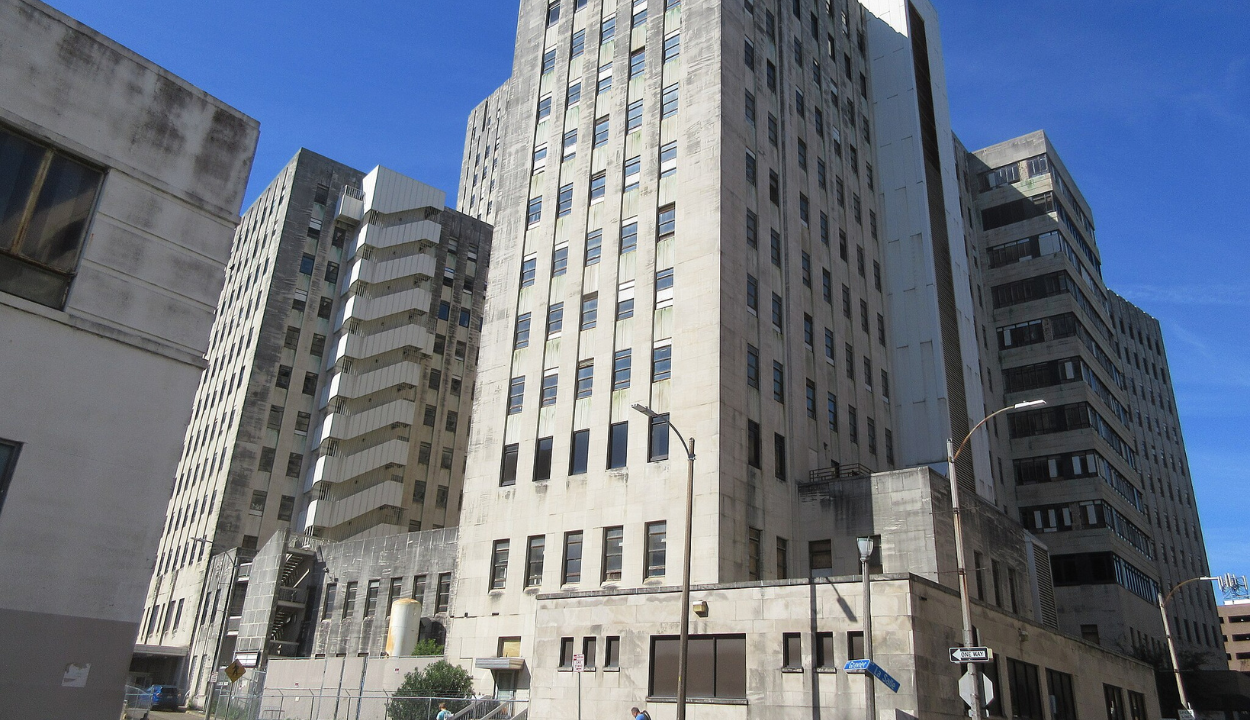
608 422 629 468
613 349 632 390
782 633 802 668
1008 658 1044 720
815 632 835 668
652 345 672 382
606 636 621 668
540 372 558 406
569 429 590 475
286 452 303 478
534 437 554 481
1046 669 1077 720
501 444 519 486
343 581 358 618
649 635 745 699
747 420 761 469
648 414 670 461
302 372 318 395
746 344 759 388
1104 684 1126 720
774 433 787 480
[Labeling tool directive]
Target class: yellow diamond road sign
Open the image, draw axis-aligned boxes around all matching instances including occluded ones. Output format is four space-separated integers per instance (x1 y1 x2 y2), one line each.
224 660 246 683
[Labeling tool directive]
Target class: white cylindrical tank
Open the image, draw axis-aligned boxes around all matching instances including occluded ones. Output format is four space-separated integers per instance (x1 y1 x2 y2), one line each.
386 599 422 656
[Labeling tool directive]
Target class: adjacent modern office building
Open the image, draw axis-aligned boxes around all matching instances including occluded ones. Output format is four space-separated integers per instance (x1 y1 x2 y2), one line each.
137 150 492 688
0 0 258 716
955 131 1220 665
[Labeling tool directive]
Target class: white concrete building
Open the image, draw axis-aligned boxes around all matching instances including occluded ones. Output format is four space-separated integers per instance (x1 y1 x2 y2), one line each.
0 0 257 716
137 151 493 701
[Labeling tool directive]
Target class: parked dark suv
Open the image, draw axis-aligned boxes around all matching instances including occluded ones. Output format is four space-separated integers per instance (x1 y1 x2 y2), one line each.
147 685 185 711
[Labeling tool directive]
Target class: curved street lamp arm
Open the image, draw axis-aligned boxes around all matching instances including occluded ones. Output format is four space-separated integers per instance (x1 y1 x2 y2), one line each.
951 406 1015 464
1161 575 1218 608
668 422 694 460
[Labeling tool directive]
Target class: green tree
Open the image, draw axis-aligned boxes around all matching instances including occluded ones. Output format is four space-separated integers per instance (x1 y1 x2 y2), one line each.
387 660 475 720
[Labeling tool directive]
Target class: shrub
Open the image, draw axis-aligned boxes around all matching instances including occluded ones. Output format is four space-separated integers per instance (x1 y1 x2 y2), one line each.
387 661 475 720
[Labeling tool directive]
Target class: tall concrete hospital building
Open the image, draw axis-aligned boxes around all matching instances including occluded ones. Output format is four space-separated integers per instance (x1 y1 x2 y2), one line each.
443 0 1219 715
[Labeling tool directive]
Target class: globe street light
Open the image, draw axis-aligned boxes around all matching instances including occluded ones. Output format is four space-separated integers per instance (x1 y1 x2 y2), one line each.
858 535 876 720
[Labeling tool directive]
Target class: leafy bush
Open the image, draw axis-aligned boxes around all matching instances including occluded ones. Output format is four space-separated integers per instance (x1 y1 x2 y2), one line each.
412 638 445 656
387 661 475 720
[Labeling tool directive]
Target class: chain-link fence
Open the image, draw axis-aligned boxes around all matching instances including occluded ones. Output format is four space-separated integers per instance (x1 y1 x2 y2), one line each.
121 685 153 719
207 685 525 720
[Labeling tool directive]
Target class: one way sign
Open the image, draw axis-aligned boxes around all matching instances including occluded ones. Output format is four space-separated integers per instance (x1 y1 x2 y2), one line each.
949 647 993 663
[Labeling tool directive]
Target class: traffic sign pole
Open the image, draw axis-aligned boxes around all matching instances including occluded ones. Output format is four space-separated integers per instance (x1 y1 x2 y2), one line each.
573 653 585 720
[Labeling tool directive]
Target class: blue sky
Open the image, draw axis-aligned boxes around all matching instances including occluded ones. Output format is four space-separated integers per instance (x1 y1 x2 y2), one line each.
48 1 1248 583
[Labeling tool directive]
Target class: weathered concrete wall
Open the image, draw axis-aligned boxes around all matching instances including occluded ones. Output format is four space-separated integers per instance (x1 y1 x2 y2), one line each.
260 655 449 720
311 528 459 657
0 1 257 716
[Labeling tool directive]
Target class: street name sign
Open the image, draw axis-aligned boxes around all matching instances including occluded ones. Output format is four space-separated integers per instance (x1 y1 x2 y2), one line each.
843 659 901 693
949 647 993 663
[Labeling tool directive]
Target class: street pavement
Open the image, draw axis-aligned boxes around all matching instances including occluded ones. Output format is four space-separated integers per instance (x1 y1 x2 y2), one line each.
151 710 205 720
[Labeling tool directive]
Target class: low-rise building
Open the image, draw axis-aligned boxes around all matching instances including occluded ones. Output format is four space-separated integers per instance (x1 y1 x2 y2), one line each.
0 1 257 716
1221 601 1250 675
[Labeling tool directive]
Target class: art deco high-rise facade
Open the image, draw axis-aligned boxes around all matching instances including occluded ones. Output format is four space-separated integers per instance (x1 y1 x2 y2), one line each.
139 150 492 666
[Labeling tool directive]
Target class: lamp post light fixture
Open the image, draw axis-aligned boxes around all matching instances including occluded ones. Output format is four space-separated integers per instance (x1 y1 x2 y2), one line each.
1158 575 1224 715
631 403 695 720
947 399 1044 719
858 535 876 720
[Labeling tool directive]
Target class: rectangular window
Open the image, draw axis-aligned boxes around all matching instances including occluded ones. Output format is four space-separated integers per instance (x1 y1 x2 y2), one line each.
748 527 762 580
613 349 632 390
603 526 624 581
648 413 670 461
507 377 525 415
771 292 783 328
805 379 816 419
435 573 451 613
745 89 757 124
515 313 532 349
827 392 838 431
569 429 590 474
626 100 644 131
747 420 761 469
661 82 680 118
1008 659 1044 720
847 405 858 443
608 421 629 468
659 141 677 177
534 436 554 481
526 536 545 587
585 230 602 265
606 636 621 668
810 539 833 576
746 344 759 388
601 15 616 42
500 443 519 486
772 360 785 402
745 38 755 69
559 637 575 668
663 32 681 61
746 151 757 185
547 302 564 337
623 156 641 192
657 204 676 238
557 183 574 216
563 531 583 584
594 116 610 146
343 581 358 618
652 344 672 382
630 48 646 77
783 633 802 669
621 221 638 254
490 540 509 590
768 113 779 146
774 433 787 480
776 538 788 579
527 197 542 225
1046 669 1077 720
646 521 667 578
746 274 758 312
364 579 380 617
649 634 746 700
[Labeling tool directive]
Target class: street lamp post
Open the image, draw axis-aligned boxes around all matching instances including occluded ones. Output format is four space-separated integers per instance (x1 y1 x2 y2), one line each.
858 536 876 720
632 404 695 720
947 399 1045 719
1158 575 1221 715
